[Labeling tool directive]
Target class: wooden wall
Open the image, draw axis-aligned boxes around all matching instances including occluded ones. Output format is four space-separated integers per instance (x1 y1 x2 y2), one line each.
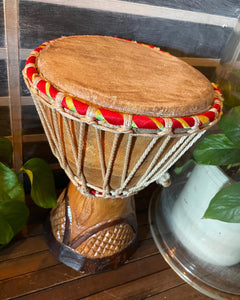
1 0 240 188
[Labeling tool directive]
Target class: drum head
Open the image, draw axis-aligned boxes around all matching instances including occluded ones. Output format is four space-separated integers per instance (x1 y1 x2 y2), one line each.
36 35 213 118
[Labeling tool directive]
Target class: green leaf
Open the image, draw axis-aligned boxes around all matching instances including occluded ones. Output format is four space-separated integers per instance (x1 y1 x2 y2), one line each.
0 192 29 245
0 162 25 202
218 106 240 147
193 134 240 166
0 200 29 234
0 137 13 165
0 217 14 244
204 182 240 223
20 158 57 208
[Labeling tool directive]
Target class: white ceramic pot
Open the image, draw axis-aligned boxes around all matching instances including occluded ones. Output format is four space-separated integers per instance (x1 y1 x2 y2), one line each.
171 164 240 266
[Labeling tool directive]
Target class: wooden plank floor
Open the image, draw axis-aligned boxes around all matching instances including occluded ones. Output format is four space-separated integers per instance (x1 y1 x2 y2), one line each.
0 185 211 300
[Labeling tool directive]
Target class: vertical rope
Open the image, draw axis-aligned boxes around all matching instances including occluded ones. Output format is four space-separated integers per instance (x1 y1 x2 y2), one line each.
77 122 88 192
143 135 188 184
120 137 158 191
103 133 120 195
121 134 133 186
95 127 106 183
137 135 171 186
33 99 78 185
33 97 60 158
113 134 133 196
51 109 67 169
30 90 207 197
148 131 205 185
161 131 205 176
76 122 85 176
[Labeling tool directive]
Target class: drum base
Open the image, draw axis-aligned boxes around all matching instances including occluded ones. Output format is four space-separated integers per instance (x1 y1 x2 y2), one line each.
45 182 138 273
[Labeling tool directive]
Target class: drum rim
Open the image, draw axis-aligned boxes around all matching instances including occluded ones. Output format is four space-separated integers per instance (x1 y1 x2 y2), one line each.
23 36 223 133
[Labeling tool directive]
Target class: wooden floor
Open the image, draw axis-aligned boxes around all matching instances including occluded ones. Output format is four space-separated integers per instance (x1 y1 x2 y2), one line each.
0 185 211 300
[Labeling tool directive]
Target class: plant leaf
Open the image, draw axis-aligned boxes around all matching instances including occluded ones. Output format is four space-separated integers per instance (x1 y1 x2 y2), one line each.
204 182 240 223
0 137 13 165
0 200 29 234
0 192 29 245
0 217 14 244
0 162 25 202
193 134 240 166
218 106 240 147
20 158 57 208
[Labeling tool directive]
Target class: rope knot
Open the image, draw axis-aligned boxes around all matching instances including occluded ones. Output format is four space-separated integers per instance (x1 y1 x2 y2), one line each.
156 172 171 187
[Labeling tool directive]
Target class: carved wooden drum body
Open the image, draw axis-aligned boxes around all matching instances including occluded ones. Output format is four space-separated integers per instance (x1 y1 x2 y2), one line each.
23 36 223 273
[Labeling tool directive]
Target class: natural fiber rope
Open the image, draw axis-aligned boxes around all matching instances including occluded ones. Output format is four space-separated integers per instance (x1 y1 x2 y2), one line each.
33 92 85 192
152 131 205 184
76 122 86 177
31 91 64 164
51 109 67 169
122 114 133 131
75 122 88 193
33 95 62 161
143 135 189 184
137 135 171 186
95 127 107 182
121 134 133 187
103 133 120 196
120 137 158 191
31 89 210 198
29 84 218 139
63 117 88 193
24 47 223 198
124 134 199 194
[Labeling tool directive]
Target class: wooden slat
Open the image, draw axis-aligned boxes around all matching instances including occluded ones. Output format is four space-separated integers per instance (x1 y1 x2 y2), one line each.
22 133 47 142
0 263 81 300
0 96 9 106
0 235 48 262
0 238 159 299
0 48 7 58
0 236 158 290
0 250 58 281
4 0 23 171
81 269 184 300
146 283 212 300
0 231 155 270
21 96 33 105
0 222 151 267
22 0 238 28
13 254 168 300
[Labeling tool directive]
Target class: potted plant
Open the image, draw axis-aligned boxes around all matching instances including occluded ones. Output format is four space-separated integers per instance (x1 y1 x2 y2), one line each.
170 75 240 267
193 105 240 223
0 137 57 249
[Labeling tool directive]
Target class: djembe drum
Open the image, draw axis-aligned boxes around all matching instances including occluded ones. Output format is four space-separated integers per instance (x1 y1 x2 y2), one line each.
23 35 223 273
